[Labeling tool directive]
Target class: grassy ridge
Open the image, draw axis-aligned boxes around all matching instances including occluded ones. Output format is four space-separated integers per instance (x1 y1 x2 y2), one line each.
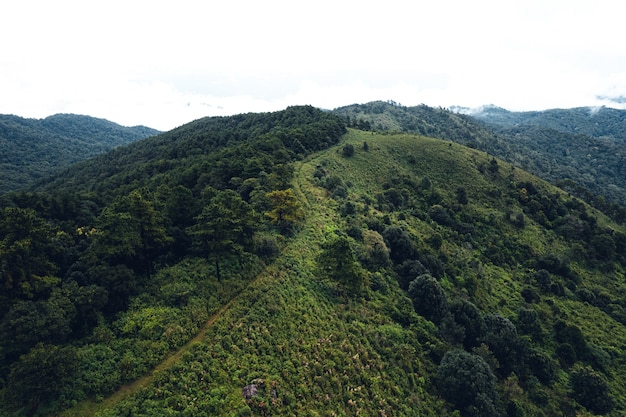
88 132 447 416
85 129 626 415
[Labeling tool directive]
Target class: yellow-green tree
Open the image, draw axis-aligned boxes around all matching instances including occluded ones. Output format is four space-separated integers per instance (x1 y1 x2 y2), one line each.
264 189 303 232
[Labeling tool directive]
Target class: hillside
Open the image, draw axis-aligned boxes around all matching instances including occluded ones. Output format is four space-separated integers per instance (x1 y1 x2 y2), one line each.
2 108 626 416
332 102 626 221
0 113 160 193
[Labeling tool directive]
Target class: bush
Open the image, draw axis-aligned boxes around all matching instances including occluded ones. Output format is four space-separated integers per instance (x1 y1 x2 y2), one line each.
408 274 448 324
569 366 613 414
449 300 486 349
253 234 281 259
482 314 525 377
556 343 577 367
521 287 540 303
515 308 542 339
382 226 418 264
395 259 428 290
527 349 556 385
362 229 390 270
342 144 355 157
554 320 588 361
437 350 501 416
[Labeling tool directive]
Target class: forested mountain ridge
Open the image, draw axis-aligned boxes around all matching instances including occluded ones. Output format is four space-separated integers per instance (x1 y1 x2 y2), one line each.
0 113 160 194
34 106 344 202
332 101 626 221
459 104 626 141
2 106 626 416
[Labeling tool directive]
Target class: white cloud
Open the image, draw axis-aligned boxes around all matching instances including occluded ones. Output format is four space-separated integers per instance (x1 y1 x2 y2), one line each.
2 0 626 130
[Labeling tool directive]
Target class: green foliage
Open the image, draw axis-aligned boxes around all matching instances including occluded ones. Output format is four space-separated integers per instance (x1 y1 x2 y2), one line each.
361 229 391 270
264 189 304 232
449 299 486 349
333 101 626 214
0 287 76 357
570 365 614 414
252 233 281 260
408 274 448 324
382 225 418 264
3 109 626 416
4 343 78 413
482 314 526 377
342 143 355 157
0 107 347 415
0 207 59 301
317 233 366 297
188 189 258 280
436 349 501 416
37 106 346 199
554 319 588 363
527 349 557 385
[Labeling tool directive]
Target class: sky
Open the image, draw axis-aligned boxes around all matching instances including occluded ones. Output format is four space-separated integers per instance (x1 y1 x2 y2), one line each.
2 0 626 131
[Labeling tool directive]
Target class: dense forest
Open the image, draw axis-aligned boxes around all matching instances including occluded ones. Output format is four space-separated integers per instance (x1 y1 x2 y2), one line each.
0 106 346 416
332 101 626 223
1 105 626 416
0 113 159 194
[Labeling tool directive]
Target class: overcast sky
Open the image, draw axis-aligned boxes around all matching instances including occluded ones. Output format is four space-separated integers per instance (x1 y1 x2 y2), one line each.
2 0 625 131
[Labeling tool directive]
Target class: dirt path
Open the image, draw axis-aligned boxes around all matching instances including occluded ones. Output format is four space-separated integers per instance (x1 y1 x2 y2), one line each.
65 161 318 416
62 297 237 416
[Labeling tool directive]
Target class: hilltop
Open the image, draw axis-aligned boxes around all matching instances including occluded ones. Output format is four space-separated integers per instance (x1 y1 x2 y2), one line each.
333 101 626 220
0 113 159 194
1 107 626 416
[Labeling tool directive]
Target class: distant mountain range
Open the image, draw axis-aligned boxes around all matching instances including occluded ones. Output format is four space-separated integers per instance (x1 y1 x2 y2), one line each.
454 104 626 140
0 113 160 193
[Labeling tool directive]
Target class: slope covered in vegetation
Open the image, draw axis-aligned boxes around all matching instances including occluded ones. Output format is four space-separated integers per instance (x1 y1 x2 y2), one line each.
2 108 626 416
0 114 159 194
333 101 626 222
0 106 346 416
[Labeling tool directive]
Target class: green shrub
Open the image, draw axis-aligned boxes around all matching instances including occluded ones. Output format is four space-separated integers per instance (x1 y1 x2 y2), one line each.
449 299 486 349
569 365 613 414
437 349 501 416
408 274 448 324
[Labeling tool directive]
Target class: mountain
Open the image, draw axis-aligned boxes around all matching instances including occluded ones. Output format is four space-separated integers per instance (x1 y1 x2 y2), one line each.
0 113 160 194
466 106 626 214
333 101 626 222
2 106 626 416
462 105 626 141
